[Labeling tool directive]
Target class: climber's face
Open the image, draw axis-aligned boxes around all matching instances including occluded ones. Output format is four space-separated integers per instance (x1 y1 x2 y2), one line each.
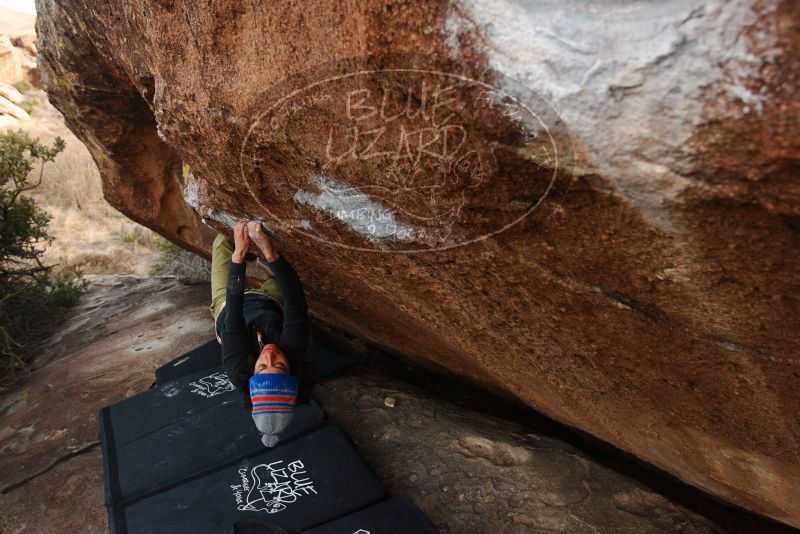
254 343 291 375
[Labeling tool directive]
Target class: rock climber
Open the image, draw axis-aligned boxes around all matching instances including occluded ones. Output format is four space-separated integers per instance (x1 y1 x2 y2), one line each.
210 220 309 447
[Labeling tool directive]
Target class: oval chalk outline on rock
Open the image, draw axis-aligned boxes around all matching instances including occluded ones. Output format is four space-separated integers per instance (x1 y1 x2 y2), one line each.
240 63 574 253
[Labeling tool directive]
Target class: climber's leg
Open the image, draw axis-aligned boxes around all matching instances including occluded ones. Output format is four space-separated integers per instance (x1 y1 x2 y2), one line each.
210 233 234 319
249 276 285 307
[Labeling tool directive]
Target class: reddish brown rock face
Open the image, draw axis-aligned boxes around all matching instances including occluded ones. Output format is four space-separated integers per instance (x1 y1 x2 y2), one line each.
36 0 799 526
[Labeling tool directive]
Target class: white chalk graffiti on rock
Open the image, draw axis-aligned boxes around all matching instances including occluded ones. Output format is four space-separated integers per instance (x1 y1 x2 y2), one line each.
233 459 317 514
188 371 235 398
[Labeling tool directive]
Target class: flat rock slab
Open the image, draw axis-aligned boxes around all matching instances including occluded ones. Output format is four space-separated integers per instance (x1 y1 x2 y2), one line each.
314 365 730 534
0 275 211 533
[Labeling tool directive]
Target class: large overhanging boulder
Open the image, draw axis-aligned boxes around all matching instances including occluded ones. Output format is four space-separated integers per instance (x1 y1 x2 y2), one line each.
36 0 799 526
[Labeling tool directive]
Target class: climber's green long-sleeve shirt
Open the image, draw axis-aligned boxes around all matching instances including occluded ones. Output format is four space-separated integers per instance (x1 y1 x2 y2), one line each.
218 256 308 391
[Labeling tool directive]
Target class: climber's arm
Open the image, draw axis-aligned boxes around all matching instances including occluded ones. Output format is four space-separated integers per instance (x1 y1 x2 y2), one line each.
221 223 252 387
268 255 309 361
247 221 309 362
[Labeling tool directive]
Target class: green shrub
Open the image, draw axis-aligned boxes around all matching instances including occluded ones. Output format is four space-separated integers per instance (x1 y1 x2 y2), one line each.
18 100 33 115
14 80 32 94
0 130 87 390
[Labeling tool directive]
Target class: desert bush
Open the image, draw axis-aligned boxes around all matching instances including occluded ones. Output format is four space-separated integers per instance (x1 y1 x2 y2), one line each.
150 235 210 281
118 223 156 247
0 130 87 389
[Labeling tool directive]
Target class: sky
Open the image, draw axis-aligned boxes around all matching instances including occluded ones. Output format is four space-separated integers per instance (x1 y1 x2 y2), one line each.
0 0 35 15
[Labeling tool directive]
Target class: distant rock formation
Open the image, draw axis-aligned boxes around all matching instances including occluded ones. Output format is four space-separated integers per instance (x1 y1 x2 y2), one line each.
0 5 38 88
0 82 28 129
0 6 38 127
35 0 799 526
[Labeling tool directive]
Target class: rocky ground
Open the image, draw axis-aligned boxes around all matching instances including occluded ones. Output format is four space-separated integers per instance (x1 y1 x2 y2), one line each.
0 276 210 533
0 275 793 533
315 369 720 533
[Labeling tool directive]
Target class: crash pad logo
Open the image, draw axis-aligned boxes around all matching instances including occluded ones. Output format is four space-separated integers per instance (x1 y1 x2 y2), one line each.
188 371 235 398
239 56 574 253
231 459 317 514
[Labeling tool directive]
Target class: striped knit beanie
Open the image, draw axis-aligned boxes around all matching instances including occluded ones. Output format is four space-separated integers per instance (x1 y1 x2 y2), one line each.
248 373 299 447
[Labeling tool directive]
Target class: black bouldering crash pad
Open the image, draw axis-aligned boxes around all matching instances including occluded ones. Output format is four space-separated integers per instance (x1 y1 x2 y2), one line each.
155 340 221 384
101 366 241 449
108 422 384 534
301 496 437 533
302 340 357 381
103 396 325 505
